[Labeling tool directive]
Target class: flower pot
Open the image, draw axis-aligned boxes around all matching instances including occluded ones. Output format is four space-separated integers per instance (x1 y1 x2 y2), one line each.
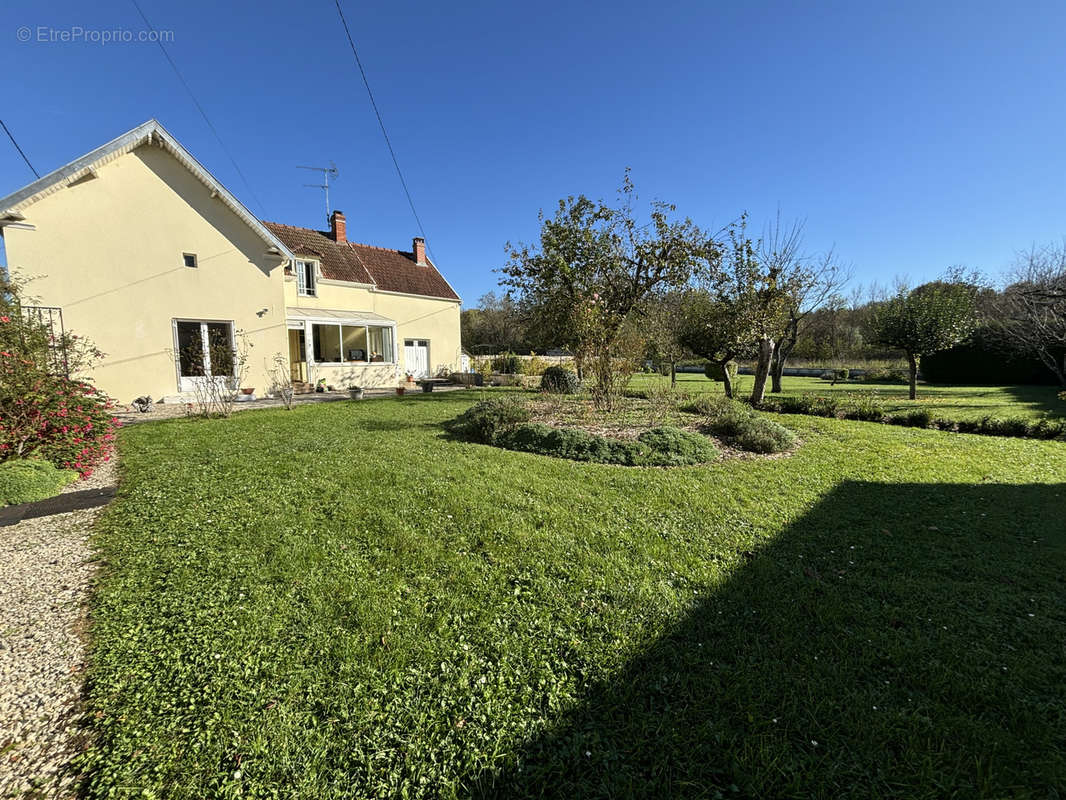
241 387 255 395
421 382 434 393
396 386 406 396
349 387 364 400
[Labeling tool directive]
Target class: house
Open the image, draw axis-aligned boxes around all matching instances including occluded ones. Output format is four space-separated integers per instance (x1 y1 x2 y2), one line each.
0 119 462 403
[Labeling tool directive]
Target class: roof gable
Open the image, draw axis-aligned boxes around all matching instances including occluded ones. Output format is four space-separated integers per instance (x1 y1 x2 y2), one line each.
0 119 294 260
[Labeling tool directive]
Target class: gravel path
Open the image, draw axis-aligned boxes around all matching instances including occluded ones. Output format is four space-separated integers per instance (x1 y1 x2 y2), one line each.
0 457 117 799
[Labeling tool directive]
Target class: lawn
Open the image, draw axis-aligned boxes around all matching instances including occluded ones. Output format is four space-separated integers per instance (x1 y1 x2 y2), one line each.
82 391 1066 797
631 371 1066 421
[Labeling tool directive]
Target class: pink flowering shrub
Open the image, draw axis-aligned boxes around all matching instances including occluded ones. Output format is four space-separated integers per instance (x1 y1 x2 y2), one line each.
0 276 119 478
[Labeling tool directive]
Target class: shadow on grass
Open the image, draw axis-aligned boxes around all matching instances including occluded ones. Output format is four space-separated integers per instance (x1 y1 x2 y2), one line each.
472 481 1066 797
1001 383 1066 418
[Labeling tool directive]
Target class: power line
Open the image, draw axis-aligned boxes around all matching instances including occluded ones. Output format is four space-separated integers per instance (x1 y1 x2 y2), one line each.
333 0 433 258
130 0 267 217
1 119 40 179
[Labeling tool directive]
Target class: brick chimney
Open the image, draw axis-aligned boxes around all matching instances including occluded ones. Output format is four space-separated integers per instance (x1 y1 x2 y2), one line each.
330 210 346 243
413 236 427 265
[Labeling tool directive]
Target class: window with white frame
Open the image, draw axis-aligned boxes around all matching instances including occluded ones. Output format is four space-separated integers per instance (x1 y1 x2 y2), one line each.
295 260 317 296
175 320 235 380
310 323 395 363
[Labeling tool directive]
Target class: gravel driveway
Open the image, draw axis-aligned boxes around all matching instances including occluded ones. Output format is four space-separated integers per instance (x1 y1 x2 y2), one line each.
0 458 117 799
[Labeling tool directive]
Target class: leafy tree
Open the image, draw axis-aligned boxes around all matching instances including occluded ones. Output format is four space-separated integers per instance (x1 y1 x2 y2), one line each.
501 171 715 409
679 218 785 404
870 275 980 399
677 289 749 398
460 292 531 355
642 290 691 387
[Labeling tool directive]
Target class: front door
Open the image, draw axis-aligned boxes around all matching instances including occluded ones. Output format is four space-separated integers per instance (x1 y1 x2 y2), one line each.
175 320 235 393
404 339 429 378
288 328 307 383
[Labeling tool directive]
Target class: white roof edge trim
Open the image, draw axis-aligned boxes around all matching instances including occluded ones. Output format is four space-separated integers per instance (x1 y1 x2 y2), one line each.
370 286 462 304
422 255 463 304
0 118 295 262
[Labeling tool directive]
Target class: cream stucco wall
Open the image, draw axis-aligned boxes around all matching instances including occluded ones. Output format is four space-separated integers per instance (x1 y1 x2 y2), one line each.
1 140 463 403
285 276 462 384
2 143 290 403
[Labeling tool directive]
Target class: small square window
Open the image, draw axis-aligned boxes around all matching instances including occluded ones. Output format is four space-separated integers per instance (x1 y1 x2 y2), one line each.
183 253 198 268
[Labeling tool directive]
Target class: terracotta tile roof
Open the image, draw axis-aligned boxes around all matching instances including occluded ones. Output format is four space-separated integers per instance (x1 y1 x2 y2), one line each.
262 222 459 301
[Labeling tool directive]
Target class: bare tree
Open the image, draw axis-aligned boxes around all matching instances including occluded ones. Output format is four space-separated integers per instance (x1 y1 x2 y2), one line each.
757 215 852 393
991 242 1066 386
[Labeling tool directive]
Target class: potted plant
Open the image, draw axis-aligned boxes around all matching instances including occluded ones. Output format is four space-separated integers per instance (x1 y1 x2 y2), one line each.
315 378 326 393
396 385 406 396
241 387 255 395
349 385 364 400
404 372 417 387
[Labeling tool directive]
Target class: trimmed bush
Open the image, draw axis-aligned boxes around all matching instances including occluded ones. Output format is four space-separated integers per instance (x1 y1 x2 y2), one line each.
696 395 796 454
443 398 530 444
733 417 797 454
0 458 77 506
487 422 716 466
540 365 580 394
704 360 739 382
637 426 718 465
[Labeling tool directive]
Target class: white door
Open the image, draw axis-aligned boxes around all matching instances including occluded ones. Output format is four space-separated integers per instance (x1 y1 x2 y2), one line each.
174 320 237 393
404 339 429 378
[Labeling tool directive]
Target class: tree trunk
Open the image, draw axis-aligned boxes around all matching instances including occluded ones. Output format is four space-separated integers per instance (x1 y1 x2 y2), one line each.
750 338 774 405
720 360 734 399
907 352 918 400
670 361 677 388
771 317 798 394
770 340 784 394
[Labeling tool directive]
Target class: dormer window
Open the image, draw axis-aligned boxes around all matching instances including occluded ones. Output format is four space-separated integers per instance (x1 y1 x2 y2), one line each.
295 260 316 296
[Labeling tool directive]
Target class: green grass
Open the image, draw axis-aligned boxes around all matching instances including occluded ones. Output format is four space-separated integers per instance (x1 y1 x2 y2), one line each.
632 372 1066 421
82 392 1066 797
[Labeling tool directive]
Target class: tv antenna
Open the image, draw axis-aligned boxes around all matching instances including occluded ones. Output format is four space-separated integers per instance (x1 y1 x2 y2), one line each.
298 162 339 224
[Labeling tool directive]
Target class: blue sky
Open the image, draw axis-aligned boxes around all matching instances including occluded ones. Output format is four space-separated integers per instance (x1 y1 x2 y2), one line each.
2 0 1065 305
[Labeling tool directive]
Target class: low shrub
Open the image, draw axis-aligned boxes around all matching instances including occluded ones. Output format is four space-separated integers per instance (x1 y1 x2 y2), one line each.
860 367 908 384
704 360 739 382
497 423 716 466
838 393 886 422
762 394 840 418
540 365 580 394
443 398 530 444
886 409 933 428
637 426 718 465
0 458 77 506
733 417 797 454
697 396 796 454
